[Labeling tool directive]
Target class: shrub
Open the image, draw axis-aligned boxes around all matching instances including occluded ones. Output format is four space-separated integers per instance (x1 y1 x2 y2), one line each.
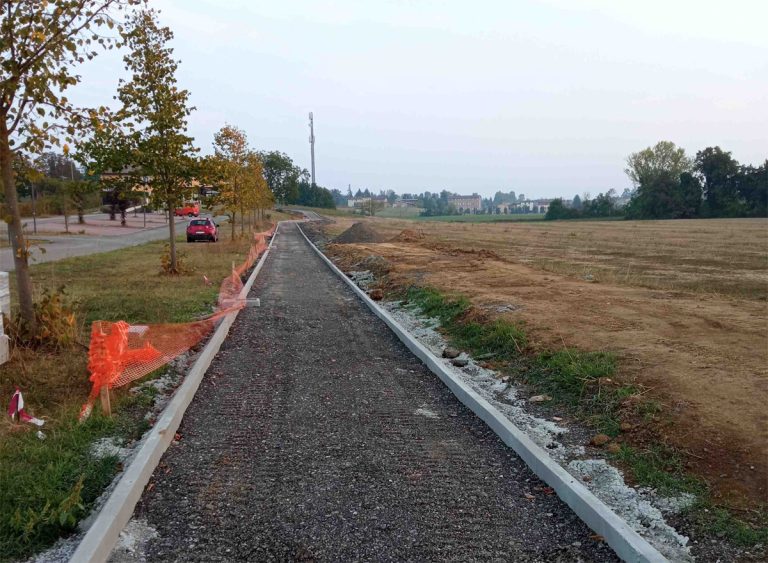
7 288 80 350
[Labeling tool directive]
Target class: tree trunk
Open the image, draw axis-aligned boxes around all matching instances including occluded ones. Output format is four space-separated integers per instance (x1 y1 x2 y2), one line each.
0 124 36 329
230 211 236 241
168 199 177 273
240 201 244 235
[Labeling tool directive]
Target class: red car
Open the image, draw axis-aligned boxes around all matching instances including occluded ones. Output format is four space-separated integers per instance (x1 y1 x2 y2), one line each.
186 218 218 242
175 202 200 217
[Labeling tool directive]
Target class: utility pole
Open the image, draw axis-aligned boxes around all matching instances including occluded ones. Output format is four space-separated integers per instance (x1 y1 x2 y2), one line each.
308 112 316 186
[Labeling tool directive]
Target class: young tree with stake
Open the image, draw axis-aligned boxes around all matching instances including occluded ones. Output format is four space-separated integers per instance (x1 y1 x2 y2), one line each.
116 9 197 273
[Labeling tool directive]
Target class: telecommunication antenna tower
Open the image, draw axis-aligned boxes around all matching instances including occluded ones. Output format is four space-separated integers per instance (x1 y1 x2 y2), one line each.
309 112 316 186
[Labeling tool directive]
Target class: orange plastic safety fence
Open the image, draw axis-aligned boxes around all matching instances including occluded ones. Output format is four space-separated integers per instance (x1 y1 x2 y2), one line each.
80 227 274 420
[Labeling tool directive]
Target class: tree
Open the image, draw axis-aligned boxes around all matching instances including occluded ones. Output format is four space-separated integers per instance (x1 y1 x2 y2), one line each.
624 141 694 220
259 150 300 204
1 0 140 328
677 172 703 218
572 194 582 209
211 125 248 239
77 124 135 222
115 9 197 273
735 161 767 217
694 146 741 217
545 198 575 220
625 174 683 219
242 150 272 224
625 141 691 188
583 190 617 218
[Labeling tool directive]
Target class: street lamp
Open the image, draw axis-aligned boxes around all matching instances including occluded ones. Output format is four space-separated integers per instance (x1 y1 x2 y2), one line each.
141 176 149 228
31 183 37 235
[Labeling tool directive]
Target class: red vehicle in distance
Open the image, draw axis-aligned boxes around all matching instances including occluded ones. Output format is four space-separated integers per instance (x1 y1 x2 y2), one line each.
174 202 200 217
186 217 219 243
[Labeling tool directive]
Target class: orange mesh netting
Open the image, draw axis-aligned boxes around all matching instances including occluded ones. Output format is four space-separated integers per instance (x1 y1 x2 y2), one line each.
80 227 275 420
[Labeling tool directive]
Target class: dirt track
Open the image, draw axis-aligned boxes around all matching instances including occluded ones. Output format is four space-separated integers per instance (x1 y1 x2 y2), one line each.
320 216 768 508
123 222 618 561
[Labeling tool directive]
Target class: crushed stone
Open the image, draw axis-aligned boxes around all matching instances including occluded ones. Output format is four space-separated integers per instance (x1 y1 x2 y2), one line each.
569 459 693 562
90 437 132 461
347 270 376 289
109 518 159 562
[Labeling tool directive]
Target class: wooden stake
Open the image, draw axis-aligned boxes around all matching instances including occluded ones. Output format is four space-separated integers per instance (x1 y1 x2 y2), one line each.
100 386 112 417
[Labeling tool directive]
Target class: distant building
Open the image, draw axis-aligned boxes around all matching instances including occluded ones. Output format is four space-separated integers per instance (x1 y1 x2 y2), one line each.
495 198 553 214
347 197 371 208
393 198 420 208
447 194 482 213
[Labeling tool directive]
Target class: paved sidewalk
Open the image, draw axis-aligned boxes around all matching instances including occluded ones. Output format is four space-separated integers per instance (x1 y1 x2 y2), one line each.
125 222 618 561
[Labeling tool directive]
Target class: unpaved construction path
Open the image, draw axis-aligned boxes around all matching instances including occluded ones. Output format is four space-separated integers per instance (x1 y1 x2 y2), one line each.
124 223 618 561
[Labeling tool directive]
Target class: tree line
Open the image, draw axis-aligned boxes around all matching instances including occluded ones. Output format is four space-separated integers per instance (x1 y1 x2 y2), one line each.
546 142 766 221
258 151 335 209
0 3 325 334
624 142 766 219
545 191 624 220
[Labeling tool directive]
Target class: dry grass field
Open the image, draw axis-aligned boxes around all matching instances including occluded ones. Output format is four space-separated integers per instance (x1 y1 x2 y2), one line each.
319 215 768 508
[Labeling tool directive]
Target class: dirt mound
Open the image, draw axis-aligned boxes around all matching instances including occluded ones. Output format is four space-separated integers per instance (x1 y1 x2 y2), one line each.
333 222 387 244
392 229 425 243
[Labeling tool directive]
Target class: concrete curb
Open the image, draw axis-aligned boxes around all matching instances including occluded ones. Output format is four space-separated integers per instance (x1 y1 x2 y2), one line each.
69 224 283 563
296 224 667 563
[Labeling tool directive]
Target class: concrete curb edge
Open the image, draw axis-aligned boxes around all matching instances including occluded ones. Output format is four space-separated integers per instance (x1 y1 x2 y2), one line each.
296 223 666 563
69 223 283 563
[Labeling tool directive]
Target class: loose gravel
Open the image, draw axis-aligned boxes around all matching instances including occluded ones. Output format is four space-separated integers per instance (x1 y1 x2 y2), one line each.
119 223 619 562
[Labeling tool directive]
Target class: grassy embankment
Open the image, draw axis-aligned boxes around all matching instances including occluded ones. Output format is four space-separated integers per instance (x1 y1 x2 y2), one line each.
0 212 285 560
402 285 768 547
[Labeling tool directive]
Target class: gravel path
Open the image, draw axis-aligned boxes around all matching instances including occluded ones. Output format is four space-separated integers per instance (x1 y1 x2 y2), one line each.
126 222 619 562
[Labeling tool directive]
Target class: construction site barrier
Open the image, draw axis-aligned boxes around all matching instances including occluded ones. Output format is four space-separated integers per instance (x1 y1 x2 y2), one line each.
80 227 274 420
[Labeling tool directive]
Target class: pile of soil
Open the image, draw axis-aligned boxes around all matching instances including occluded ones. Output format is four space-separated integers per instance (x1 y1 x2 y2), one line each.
333 222 387 244
391 229 425 243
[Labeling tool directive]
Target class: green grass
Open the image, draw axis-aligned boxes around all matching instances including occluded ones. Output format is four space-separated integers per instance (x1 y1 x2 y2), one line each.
375 207 424 219
0 413 118 559
0 377 168 560
405 286 471 325
693 504 768 547
404 289 626 434
610 444 768 546
530 350 629 435
610 444 704 497
453 320 527 360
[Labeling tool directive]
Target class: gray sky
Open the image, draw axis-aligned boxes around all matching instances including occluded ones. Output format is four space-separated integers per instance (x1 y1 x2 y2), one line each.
77 0 768 199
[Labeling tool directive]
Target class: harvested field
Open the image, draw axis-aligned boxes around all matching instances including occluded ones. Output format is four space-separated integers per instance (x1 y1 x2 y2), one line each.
319 215 768 509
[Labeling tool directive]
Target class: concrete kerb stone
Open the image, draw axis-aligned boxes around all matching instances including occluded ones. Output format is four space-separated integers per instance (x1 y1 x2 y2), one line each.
296 223 667 563
69 223 284 563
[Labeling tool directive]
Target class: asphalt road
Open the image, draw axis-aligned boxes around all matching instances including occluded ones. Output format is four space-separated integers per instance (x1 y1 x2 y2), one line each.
0 213 222 271
122 222 619 562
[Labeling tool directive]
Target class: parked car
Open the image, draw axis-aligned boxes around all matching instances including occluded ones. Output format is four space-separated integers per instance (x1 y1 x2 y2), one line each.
174 202 200 217
186 217 218 242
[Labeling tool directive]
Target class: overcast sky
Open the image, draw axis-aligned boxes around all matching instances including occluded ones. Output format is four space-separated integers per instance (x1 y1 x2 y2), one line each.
76 0 767 199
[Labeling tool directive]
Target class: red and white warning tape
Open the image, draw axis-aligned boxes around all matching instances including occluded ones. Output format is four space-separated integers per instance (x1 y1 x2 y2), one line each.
7 388 45 427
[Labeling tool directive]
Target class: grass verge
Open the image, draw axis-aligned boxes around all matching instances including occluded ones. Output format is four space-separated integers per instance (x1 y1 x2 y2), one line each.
0 214 285 560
